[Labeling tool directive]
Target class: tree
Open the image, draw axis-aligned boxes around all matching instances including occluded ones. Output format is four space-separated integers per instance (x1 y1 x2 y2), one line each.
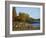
26 17 33 24
19 12 29 22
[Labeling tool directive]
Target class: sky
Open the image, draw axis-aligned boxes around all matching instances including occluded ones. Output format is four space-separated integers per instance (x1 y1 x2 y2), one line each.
15 7 40 19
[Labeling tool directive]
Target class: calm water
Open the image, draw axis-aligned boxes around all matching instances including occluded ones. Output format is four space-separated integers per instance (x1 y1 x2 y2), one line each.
32 22 40 27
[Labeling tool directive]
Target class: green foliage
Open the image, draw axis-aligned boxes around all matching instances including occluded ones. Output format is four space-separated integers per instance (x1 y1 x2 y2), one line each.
32 18 40 22
15 12 40 24
26 18 32 24
19 12 29 22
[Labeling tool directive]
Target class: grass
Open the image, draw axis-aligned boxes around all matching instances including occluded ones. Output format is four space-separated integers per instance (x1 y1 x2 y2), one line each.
32 26 40 30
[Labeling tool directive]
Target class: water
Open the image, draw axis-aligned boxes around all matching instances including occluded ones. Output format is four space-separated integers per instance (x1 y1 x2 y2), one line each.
32 22 40 27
